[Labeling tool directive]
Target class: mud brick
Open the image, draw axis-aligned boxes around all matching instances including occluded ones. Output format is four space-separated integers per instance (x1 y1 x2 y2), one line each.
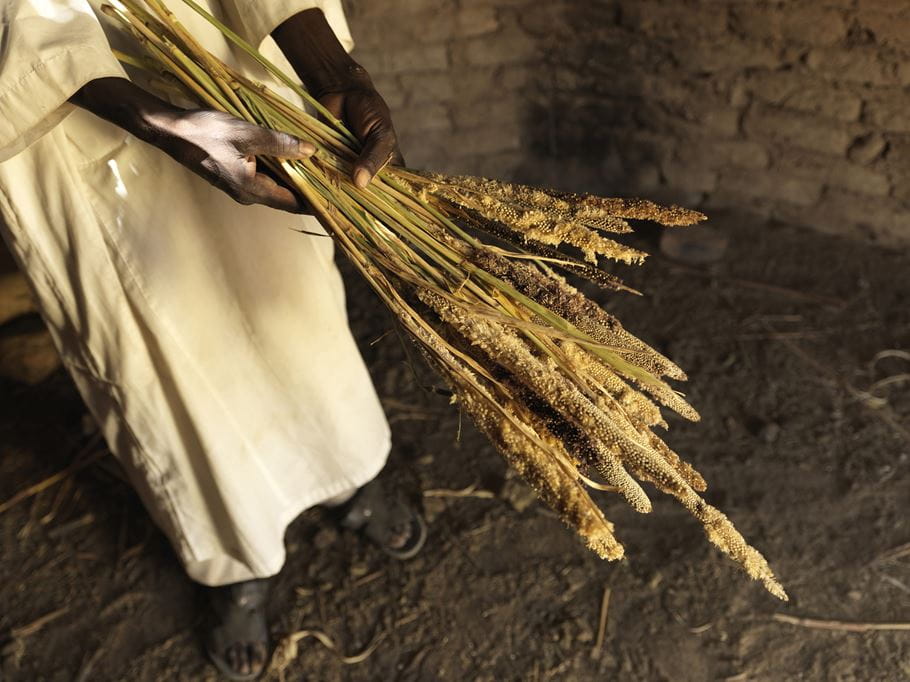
392 101 452 136
782 6 847 47
827 162 892 197
848 133 887 165
451 23 537 67
662 159 718 193
397 72 455 105
672 38 782 74
684 139 771 171
447 125 522 158
354 46 448 76
807 47 908 87
773 148 892 197
744 103 853 156
451 98 521 130
729 5 784 42
620 0 728 38
457 5 500 37
717 169 822 207
857 9 910 51
746 70 862 123
864 94 910 133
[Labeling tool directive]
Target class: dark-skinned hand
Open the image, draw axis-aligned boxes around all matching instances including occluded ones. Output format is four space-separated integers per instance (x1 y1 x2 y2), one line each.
318 71 405 188
149 109 314 211
273 9 405 188
71 77 314 212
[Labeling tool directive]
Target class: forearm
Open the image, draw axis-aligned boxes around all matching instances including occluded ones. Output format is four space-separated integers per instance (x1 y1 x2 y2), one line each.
70 77 181 145
272 9 370 97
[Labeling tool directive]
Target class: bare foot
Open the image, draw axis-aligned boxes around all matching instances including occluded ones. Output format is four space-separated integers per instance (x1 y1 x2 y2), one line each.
204 579 269 680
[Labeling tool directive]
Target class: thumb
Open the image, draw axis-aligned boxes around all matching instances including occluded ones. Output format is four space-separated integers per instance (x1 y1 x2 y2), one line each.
352 122 397 188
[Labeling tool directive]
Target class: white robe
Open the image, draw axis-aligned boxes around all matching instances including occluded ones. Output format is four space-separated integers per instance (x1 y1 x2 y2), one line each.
0 0 391 586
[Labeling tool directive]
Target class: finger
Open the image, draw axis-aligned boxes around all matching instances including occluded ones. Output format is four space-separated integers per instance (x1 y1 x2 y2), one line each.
239 125 316 160
242 172 309 213
353 123 398 188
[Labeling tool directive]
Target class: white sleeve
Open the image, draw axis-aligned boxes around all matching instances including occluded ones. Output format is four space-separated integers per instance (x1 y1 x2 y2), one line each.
221 0 354 53
0 0 128 162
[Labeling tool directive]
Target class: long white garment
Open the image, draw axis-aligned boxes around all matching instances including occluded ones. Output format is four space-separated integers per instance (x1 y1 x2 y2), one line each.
0 0 391 585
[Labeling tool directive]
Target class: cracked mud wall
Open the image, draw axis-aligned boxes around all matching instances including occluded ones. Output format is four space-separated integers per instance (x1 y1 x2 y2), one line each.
346 0 909 247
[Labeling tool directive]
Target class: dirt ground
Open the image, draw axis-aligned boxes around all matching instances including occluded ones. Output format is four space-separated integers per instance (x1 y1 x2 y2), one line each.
1 212 908 681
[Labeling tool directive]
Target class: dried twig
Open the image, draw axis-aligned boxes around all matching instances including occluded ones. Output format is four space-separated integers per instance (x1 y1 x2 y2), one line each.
867 373 910 394
394 611 421 629
380 398 444 413
352 570 385 589
0 435 105 514
689 622 714 634
847 385 910 442
269 628 385 676
39 477 74 526
871 542 910 565
47 512 95 539
10 607 69 639
771 613 910 632
880 574 910 596
423 484 495 499
871 350 910 365
383 397 447 424
74 645 105 682
591 586 611 659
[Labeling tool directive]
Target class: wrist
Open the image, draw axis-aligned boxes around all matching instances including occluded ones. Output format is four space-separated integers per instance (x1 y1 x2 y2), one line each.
303 62 372 99
272 9 369 97
71 77 181 144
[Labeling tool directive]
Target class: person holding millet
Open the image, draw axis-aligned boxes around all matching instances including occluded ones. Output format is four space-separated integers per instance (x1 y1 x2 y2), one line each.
0 1 422 677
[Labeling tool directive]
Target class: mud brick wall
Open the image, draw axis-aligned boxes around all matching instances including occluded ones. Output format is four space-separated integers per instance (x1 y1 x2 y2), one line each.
344 0 909 247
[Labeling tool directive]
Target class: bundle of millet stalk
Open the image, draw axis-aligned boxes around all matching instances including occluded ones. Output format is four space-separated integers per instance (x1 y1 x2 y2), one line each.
106 0 786 600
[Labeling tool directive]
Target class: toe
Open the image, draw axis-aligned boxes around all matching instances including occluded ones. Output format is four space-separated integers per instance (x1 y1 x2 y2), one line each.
226 643 253 676
386 519 415 550
237 644 251 675
226 644 239 673
250 642 267 673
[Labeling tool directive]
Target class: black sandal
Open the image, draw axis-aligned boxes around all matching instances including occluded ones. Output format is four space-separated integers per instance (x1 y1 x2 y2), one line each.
336 479 427 560
204 579 270 680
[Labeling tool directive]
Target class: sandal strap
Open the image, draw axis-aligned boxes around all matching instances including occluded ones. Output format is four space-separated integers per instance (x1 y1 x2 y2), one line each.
207 579 269 621
227 579 269 608
336 479 426 558
338 480 385 530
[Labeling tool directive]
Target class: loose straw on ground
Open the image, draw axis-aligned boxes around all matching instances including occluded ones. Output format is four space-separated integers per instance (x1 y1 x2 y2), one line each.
772 613 910 633
0 435 104 514
591 586 611 659
269 628 385 675
422 484 496 499
9 607 69 639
